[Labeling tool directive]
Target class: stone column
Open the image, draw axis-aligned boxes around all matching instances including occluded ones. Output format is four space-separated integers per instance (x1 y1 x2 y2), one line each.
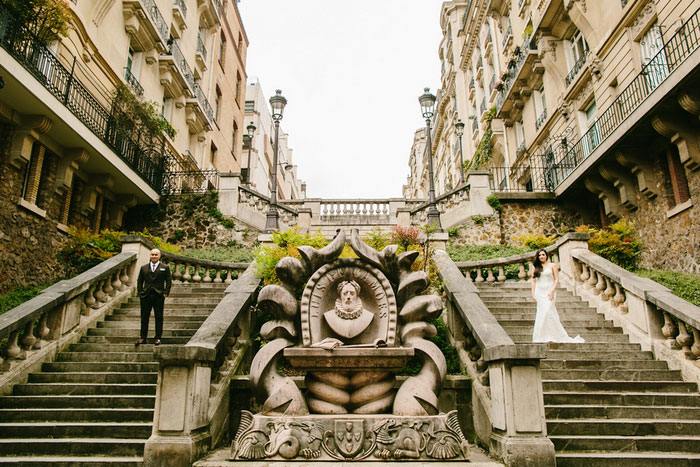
217 173 241 218
553 232 590 284
466 170 495 217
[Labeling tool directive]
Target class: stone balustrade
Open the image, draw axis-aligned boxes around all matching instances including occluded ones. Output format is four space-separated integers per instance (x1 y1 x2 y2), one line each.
433 250 554 466
318 199 391 221
144 262 261 467
0 251 137 390
160 251 248 284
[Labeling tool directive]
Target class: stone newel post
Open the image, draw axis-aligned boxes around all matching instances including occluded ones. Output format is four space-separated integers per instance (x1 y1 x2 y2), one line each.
466 170 495 217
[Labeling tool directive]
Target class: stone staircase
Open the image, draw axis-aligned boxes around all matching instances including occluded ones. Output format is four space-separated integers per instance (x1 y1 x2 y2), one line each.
0 283 226 467
477 282 700 467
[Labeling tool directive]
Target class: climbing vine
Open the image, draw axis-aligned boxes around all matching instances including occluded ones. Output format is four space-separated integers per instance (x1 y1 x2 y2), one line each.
464 107 497 171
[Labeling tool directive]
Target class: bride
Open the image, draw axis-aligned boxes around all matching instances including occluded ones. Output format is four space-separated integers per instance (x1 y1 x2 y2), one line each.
531 249 584 344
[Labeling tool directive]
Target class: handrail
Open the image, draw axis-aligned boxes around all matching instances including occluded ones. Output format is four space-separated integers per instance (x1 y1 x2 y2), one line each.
410 183 470 215
160 249 249 284
239 183 298 215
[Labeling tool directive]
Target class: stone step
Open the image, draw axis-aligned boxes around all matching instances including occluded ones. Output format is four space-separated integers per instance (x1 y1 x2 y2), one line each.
551 435 700 453
68 343 162 353
545 349 653 360
542 380 698 393
42 362 159 373
541 369 682 382
547 342 642 351
96 321 202 330
503 325 623 334
481 298 586 305
80 336 190 344
548 419 700 436
13 383 156 396
105 314 206 322
0 456 142 466
498 318 611 327
555 451 700 466
117 303 217 310
0 408 151 422
111 309 211 317
0 395 155 409
476 283 532 288
544 391 700 407
86 328 195 338
27 372 157 385
511 334 630 344
546 405 700 420
478 290 577 297
57 352 155 363
542 360 669 370
0 423 152 439
0 439 144 457
487 304 594 312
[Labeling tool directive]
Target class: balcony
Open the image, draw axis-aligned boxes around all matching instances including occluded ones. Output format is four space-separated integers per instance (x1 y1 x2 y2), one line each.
484 31 493 57
195 32 207 71
122 0 169 53
159 41 195 98
502 24 512 49
468 77 476 101
0 6 167 193
123 67 144 96
495 36 542 123
198 0 222 27
535 108 548 130
488 73 498 103
186 82 214 133
475 56 484 79
172 0 187 31
565 50 588 87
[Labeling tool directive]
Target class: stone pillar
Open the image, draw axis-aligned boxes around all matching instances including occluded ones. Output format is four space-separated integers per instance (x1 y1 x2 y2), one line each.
428 232 449 251
488 354 555 467
120 235 155 281
218 173 241 217
466 170 494 217
144 347 214 467
396 207 411 226
296 208 312 234
552 232 590 284
388 198 406 224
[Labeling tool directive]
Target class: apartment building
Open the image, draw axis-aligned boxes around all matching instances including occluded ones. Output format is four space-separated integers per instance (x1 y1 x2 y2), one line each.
243 78 305 201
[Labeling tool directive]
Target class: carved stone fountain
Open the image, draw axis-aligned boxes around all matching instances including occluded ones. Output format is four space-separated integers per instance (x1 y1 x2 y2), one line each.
230 230 469 461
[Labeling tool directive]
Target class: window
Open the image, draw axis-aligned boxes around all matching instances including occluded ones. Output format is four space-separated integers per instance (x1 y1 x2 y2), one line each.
238 32 243 55
232 121 239 158
515 120 525 146
666 146 690 206
21 143 49 210
245 100 255 112
580 100 600 157
534 86 547 129
161 96 173 123
219 33 226 66
210 142 218 166
214 86 222 122
564 29 589 84
640 22 668 89
235 73 242 105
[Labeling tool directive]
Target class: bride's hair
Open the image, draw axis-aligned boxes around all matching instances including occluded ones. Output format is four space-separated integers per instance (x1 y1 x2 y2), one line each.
532 249 547 278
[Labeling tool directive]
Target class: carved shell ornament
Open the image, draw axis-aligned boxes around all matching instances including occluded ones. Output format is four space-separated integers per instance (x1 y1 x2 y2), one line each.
249 229 447 416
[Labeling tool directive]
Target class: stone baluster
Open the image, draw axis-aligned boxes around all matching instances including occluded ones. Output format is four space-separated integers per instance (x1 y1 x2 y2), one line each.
518 262 527 282
33 312 50 349
662 311 680 349
464 268 473 282
691 329 700 361
676 321 695 359
477 356 489 386
103 275 114 297
203 267 212 283
613 283 628 313
120 265 130 288
111 270 122 293
172 261 183 282
192 265 202 283
486 267 495 283
183 263 192 282
602 276 615 301
586 267 598 289
579 261 590 283
84 284 98 312
93 280 107 304
224 269 234 284
6 331 22 361
497 266 506 282
213 268 223 283
475 268 484 283
551 252 559 265
21 321 36 350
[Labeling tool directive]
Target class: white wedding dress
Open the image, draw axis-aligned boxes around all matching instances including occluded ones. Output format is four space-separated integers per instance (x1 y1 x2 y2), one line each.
532 264 584 343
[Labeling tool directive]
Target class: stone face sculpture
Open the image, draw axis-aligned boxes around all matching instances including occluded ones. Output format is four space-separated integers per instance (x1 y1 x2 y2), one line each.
232 229 469 461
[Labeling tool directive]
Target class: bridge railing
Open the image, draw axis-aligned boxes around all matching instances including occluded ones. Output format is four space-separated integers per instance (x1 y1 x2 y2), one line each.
0 250 138 392
433 250 554 465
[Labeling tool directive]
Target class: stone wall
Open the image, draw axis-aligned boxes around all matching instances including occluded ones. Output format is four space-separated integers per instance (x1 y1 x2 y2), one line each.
123 191 259 249
0 126 70 294
449 196 587 247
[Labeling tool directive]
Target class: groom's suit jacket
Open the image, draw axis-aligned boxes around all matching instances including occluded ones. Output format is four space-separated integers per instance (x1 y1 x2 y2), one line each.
137 262 172 298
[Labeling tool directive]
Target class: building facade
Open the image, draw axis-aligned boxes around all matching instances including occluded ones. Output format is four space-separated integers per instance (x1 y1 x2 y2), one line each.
428 0 700 272
0 0 247 291
243 78 305 200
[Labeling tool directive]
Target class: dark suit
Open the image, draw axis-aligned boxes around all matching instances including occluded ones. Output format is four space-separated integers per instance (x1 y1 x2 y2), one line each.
137 261 172 340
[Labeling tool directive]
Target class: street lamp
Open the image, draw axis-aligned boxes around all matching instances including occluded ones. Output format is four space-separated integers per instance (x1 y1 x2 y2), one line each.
264 89 287 232
455 119 466 185
245 122 256 184
419 87 441 230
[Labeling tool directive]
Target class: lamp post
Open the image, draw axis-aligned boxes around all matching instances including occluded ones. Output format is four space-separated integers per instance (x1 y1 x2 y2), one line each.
264 89 287 233
419 87 441 230
245 122 256 184
455 119 466 185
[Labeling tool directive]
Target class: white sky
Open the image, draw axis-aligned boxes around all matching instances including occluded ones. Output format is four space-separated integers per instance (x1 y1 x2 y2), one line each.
237 0 445 199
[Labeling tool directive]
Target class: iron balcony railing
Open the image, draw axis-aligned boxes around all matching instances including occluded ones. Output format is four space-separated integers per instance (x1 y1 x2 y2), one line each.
162 169 219 195
535 108 548 130
142 0 169 45
489 162 554 192
565 50 588 86
469 77 475 90
0 6 166 192
496 36 535 112
165 41 195 93
197 33 207 61
479 97 486 115
471 117 478 132
123 67 144 96
552 6 700 189
173 0 187 17
502 24 512 48
476 55 483 70
193 82 215 124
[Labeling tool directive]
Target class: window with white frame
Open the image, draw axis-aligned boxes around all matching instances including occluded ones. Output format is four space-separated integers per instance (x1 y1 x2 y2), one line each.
534 86 547 120
640 21 668 89
515 120 525 147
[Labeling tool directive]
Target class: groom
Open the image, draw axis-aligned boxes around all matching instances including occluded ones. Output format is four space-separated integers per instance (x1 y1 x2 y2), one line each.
136 248 171 346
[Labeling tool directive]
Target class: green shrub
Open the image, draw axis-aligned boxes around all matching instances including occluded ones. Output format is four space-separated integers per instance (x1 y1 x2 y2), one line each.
400 318 461 375
173 229 185 242
180 245 256 263
576 219 642 270
447 244 528 281
635 269 700 307
390 225 420 251
486 194 502 212
254 228 329 286
514 233 557 250
364 228 390 251
0 283 51 315
447 225 462 238
471 215 484 226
